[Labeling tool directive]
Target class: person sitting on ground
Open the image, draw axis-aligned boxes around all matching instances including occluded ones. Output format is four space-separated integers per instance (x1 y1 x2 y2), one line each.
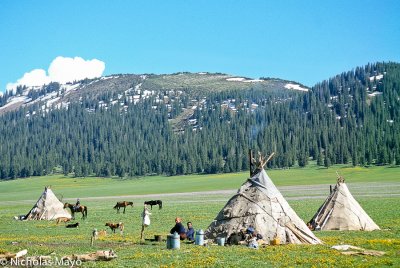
252 231 266 245
246 226 255 236
227 232 242 245
227 228 247 245
255 232 263 241
170 217 186 240
247 233 259 249
186 222 195 242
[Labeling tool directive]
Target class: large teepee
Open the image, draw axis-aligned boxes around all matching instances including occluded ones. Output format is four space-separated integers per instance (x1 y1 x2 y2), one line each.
205 152 322 245
308 174 380 231
24 186 71 220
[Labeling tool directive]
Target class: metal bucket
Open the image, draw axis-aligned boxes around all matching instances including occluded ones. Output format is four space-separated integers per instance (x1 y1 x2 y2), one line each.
166 232 180 249
195 229 204 246
217 237 225 246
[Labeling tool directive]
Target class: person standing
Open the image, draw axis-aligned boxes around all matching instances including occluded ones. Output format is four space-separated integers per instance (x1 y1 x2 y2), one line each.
140 204 151 240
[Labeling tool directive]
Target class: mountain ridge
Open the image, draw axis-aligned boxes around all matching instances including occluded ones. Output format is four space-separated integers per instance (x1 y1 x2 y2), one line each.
0 62 398 180
0 72 308 116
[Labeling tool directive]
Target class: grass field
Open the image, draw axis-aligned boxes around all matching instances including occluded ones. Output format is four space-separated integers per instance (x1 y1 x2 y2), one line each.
0 165 399 267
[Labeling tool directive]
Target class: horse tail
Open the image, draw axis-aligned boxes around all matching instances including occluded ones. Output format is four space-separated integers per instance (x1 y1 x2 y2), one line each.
84 207 88 218
159 200 162 209
113 204 118 209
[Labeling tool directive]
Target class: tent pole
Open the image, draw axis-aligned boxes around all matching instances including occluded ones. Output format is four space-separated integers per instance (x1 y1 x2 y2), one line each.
248 149 253 177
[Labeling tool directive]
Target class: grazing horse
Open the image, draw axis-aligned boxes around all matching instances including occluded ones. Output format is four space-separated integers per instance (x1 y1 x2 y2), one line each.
113 201 133 214
144 200 162 210
105 222 124 234
64 202 88 220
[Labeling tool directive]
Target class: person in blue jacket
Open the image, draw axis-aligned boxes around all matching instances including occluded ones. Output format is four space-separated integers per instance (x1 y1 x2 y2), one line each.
186 222 195 242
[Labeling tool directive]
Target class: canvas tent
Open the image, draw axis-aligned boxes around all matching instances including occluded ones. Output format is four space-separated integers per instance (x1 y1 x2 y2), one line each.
308 175 380 231
205 154 322 245
23 186 71 220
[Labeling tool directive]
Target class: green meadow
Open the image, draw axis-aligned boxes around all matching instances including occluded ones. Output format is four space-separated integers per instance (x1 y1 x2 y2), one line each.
0 165 399 267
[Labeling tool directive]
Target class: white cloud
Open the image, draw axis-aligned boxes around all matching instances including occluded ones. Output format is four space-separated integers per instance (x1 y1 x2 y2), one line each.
6 56 105 92
48 56 105 84
6 69 51 92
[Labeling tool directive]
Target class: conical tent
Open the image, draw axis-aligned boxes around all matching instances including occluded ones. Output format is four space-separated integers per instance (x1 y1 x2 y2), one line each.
205 168 322 244
308 176 380 231
24 187 71 220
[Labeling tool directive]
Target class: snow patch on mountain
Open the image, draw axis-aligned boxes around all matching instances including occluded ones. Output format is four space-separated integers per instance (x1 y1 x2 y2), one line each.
284 83 309 92
226 77 246 82
63 83 80 96
0 96 29 111
369 74 384 81
243 79 263 83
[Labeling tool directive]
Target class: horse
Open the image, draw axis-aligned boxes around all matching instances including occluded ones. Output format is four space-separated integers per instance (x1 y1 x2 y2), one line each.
144 200 162 210
113 201 133 214
105 222 124 234
64 202 88 220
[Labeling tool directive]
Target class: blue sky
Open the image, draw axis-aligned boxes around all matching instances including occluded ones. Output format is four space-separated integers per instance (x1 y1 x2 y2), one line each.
1 0 399 92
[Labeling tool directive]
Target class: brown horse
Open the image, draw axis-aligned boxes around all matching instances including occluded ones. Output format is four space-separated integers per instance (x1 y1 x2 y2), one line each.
113 201 133 214
64 202 88 219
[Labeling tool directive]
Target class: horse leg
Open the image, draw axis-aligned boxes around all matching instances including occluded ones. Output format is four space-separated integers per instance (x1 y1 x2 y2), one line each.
123 207 126 214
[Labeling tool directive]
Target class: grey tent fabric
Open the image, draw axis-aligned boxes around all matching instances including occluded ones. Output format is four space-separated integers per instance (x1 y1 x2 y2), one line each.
309 179 380 231
24 187 71 220
205 169 322 244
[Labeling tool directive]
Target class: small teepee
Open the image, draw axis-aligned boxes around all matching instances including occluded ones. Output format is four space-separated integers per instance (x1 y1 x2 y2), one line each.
308 174 380 231
24 186 71 220
205 152 322 245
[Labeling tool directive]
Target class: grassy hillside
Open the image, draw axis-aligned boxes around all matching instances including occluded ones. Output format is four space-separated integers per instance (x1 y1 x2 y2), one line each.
141 73 264 93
